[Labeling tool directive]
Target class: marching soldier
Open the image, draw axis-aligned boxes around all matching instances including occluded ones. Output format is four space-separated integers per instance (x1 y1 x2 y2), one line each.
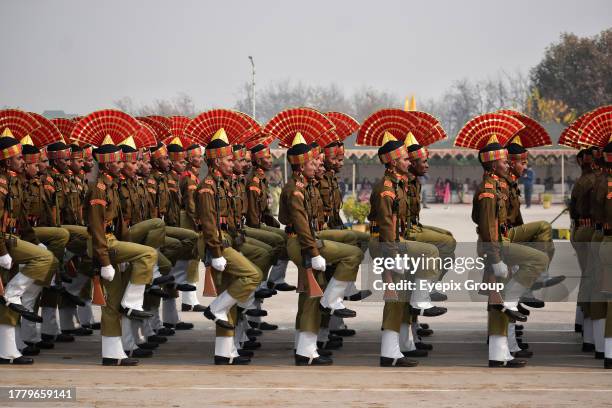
149 142 198 331
455 112 549 367
246 143 292 295
269 108 363 366
179 142 206 312
0 112 56 364
74 109 158 366
195 126 261 365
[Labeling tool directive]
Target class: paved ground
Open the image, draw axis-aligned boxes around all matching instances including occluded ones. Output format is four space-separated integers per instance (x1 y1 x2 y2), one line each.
1 205 611 407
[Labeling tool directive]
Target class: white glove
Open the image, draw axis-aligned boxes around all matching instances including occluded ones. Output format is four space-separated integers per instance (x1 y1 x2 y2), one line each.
311 255 326 271
0 253 12 270
212 257 227 272
37 243 47 250
491 261 509 279
100 264 116 281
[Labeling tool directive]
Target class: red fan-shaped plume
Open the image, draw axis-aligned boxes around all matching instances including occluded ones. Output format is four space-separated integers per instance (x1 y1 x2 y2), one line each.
134 121 159 148
454 112 525 150
167 115 193 146
0 109 40 140
244 131 276 149
403 111 447 146
579 105 612 148
51 118 76 144
558 110 595 149
497 110 552 148
71 109 142 147
325 112 360 141
137 116 172 141
356 109 421 146
234 112 262 144
27 112 65 147
265 108 336 148
185 109 258 145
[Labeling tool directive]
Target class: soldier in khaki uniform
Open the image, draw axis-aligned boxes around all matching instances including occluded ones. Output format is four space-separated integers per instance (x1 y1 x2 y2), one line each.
246 144 292 294
73 109 159 366
149 142 198 331
196 128 261 365
599 141 612 369
570 147 598 351
19 141 71 355
179 143 206 312
0 122 56 365
455 112 549 368
268 107 363 366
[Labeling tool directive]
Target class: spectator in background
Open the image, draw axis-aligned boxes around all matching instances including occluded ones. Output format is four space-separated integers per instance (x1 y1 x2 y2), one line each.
434 177 444 203
521 163 535 208
269 164 284 188
339 179 346 199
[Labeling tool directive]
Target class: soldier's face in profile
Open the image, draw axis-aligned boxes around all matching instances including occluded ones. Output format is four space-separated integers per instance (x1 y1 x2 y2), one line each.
258 155 272 170
232 156 244 174
8 154 24 173
123 160 138 179
172 159 186 173
510 159 527 177
324 154 337 170
70 158 84 174
303 159 317 179
189 153 203 169
38 159 49 175
25 162 39 178
84 157 94 172
336 151 344 170
54 157 69 172
156 155 170 172
243 154 252 173
394 152 411 175
494 158 509 177
138 158 151 176
105 160 123 178
412 158 429 176
218 155 234 177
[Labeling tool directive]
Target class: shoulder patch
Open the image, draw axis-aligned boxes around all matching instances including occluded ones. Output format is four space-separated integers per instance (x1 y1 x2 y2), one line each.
293 191 304 199
478 192 495 200
296 181 305 188
608 192 612 200
608 181 612 187
168 179 176 185
46 176 53 183
90 199 107 206
484 183 494 189
147 179 156 185
44 185 55 193
97 182 106 191
187 184 197 191
252 176 259 184
249 186 261 193
0 178 7 185
205 179 214 186
0 187 7 195
147 188 156 194
384 180 393 188
199 187 214 195
380 191 395 199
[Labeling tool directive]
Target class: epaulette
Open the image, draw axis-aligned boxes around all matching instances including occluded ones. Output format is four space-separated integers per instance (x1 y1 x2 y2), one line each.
252 176 260 184
205 178 214 186
484 183 495 190
97 182 106 191
296 181 305 189
384 180 393 188
380 191 395 199
478 192 495 200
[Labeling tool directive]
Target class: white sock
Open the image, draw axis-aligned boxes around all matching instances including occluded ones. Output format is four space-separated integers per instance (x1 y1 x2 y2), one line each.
399 323 416 352
0 324 22 359
381 329 404 359
102 336 128 359
296 331 319 358
583 317 594 344
162 298 179 325
41 307 60 335
121 283 146 311
593 318 605 352
320 278 350 311
488 335 511 362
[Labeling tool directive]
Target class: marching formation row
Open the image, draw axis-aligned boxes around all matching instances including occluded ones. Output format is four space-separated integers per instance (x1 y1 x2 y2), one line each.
0 105 609 368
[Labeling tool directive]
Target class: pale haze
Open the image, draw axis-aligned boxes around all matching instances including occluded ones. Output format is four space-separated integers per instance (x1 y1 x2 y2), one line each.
1 0 610 114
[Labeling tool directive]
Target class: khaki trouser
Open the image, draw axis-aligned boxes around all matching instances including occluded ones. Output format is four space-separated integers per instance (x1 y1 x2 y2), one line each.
573 226 596 317
487 238 549 336
128 218 166 250
197 234 261 304
409 224 457 278
89 235 157 337
33 227 70 285
287 236 363 334
508 221 555 261
604 236 612 338
369 237 440 332
0 236 55 326
587 231 607 320
241 236 274 281
245 225 287 263
161 226 198 264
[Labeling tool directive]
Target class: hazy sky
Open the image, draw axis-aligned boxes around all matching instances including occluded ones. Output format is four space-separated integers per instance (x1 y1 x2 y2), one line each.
1 0 610 114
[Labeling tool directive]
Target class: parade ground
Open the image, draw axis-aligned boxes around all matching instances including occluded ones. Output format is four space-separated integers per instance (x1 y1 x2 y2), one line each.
1 204 610 408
